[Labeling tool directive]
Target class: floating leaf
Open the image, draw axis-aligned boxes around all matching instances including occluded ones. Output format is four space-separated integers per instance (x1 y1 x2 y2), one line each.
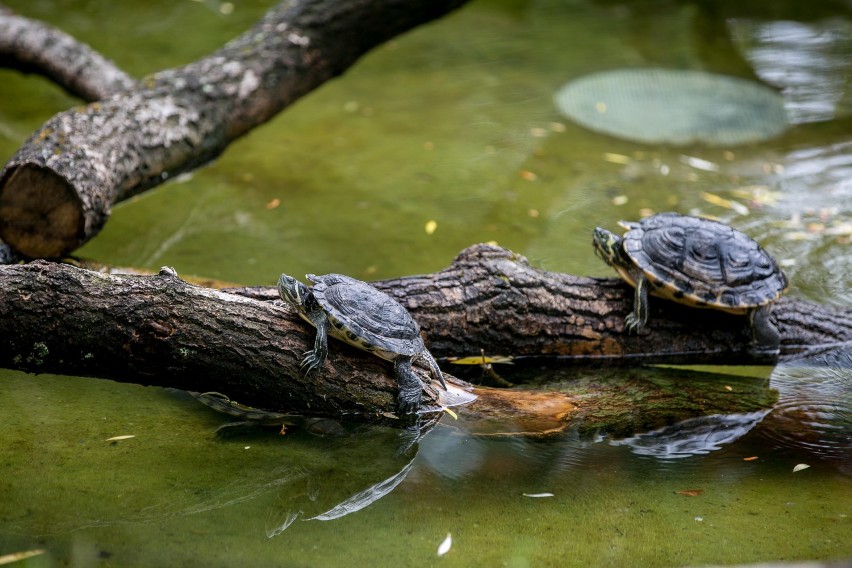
424 220 438 235
449 355 514 365
743 456 759 461
699 191 750 215
443 406 458 420
675 489 704 497
265 198 281 210
554 69 788 146
793 463 811 472
680 155 720 172
522 492 555 498
603 153 631 165
437 533 452 557
0 549 46 565
105 435 135 442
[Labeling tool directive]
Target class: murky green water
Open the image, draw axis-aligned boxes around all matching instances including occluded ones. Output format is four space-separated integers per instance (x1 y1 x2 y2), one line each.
1 0 850 566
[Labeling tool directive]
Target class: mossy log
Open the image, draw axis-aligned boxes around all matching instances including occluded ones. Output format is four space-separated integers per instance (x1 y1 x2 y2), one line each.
0 0 469 258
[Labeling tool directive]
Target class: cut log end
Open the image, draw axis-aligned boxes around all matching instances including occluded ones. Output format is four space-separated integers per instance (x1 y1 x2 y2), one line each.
0 164 84 258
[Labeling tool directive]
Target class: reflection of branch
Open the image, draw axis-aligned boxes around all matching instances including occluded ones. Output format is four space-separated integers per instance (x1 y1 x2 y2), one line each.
0 0 470 258
0 6 136 101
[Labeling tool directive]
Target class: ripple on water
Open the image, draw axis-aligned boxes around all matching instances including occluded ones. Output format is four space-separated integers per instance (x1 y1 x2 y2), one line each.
757 347 852 462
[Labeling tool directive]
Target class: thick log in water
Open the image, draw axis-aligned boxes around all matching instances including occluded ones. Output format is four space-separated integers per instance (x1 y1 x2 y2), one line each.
0 247 848 432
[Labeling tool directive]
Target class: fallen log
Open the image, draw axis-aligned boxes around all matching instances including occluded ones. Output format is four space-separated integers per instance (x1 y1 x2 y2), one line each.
0 0 469 258
0 259 784 438
1 245 848 433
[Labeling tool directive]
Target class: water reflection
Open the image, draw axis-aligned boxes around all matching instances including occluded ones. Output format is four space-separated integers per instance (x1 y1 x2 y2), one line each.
609 409 770 459
729 18 852 124
758 344 852 466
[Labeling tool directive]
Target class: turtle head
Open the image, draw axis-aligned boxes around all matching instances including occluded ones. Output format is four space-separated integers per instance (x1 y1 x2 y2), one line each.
592 227 627 269
277 274 309 308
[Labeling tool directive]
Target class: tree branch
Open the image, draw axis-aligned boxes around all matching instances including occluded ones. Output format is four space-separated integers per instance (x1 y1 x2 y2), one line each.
0 5 136 101
0 0 470 258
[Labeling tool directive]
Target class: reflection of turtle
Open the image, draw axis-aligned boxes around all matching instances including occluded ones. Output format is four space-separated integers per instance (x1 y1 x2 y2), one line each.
593 212 788 351
278 273 447 414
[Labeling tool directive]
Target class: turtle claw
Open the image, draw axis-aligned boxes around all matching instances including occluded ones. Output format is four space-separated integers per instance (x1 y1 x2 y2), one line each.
624 313 642 335
300 350 323 377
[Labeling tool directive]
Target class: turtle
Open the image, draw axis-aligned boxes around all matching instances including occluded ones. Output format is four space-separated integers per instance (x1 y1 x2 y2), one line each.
592 212 788 351
277 273 447 414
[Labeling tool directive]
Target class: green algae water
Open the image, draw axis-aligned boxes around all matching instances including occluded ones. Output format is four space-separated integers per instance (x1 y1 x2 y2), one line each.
1 0 850 566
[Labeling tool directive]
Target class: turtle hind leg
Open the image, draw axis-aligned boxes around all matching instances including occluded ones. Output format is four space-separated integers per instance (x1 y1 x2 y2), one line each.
748 304 781 352
625 276 650 334
420 349 448 391
393 357 423 415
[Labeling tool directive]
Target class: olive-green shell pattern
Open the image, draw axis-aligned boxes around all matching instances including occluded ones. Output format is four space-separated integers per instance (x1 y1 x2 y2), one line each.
308 273 422 358
621 213 788 312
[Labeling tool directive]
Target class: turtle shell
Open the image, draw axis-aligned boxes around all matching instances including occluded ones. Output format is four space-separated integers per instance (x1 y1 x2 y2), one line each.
621 213 787 313
308 274 422 358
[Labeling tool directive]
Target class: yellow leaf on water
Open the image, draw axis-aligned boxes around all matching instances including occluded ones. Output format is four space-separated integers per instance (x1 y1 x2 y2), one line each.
603 153 631 165
674 489 704 497
0 549 46 565
449 355 514 365
424 220 438 235
743 456 759 461
105 435 135 442
700 191 749 215
793 463 811 473
443 406 458 420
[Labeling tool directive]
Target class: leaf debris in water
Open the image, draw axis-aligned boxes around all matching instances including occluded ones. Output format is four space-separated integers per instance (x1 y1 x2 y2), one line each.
523 492 555 498
793 463 811 473
449 355 514 365
743 456 759 461
425 220 438 235
674 489 704 497
437 533 452 557
443 406 458 420
0 549 46 565
105 435 135 442
699 191 749 215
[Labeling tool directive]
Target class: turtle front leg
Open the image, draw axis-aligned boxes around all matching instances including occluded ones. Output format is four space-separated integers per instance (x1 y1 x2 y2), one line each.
393 357 423 415
625 276 650 334
301 309 329 378
748 304 781 352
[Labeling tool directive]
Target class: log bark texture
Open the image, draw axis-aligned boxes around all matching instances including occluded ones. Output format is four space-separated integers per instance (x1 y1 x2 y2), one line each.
0 0 469 258
0 261 427 419
231 244 852 365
